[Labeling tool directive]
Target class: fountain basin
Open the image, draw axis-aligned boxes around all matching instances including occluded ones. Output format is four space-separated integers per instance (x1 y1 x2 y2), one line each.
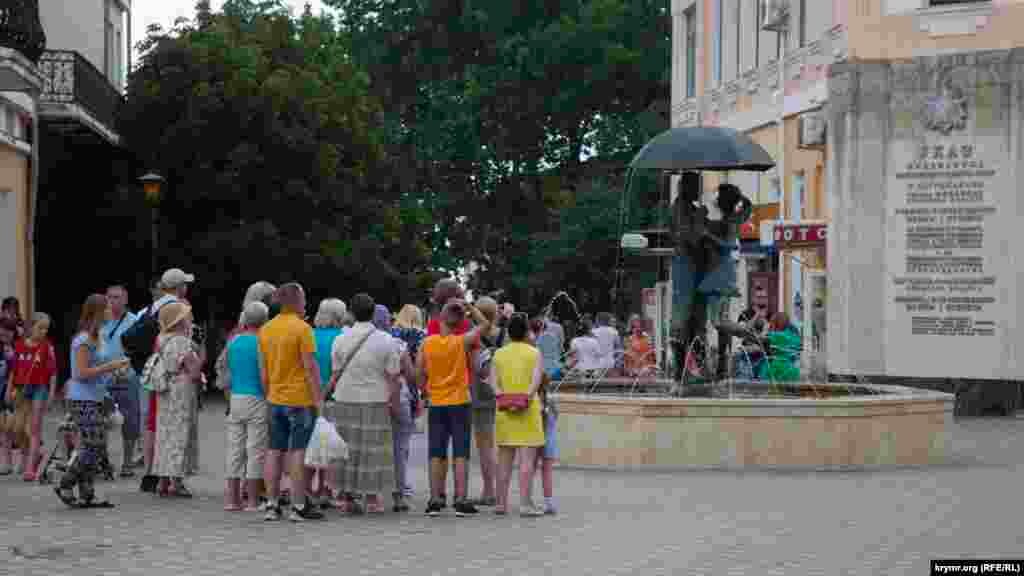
553 381 953 470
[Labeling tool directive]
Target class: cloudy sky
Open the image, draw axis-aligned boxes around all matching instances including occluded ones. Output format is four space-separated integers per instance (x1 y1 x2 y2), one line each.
132 0 330 61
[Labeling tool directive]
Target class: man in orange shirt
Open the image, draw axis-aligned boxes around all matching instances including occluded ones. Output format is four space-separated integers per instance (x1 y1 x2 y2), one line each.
417 299 491 517
258 283 324 522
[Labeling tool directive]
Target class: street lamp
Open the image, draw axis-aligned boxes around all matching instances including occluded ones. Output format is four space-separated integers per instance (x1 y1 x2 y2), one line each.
138 172 165 280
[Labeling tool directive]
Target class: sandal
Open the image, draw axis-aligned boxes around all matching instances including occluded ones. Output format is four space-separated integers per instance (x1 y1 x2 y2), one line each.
54 486 78 507
169 485 193 498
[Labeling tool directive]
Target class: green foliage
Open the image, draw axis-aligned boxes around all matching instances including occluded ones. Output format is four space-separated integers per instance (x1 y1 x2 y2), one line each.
328 0 670 312
121 0 430 313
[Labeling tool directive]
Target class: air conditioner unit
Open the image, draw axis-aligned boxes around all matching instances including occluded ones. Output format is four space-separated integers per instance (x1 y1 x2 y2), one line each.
798 112 826 148
761 0 790 33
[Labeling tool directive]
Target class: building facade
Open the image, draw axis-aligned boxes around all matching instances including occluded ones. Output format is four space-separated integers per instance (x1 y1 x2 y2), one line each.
670 0 1023 370
0 1 45 316
0 0 130 324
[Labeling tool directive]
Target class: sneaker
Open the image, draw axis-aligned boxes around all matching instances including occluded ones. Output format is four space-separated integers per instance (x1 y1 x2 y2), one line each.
289 504 325 522
519 505 543 518
454 500 479 517
544 502 558 515
264 504 283 521
424 499 444 517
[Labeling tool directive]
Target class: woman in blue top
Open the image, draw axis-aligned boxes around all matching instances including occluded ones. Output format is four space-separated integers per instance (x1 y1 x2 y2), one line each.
223 301 270 512
313 299 347 395
310 297 346 506
55 294 130 508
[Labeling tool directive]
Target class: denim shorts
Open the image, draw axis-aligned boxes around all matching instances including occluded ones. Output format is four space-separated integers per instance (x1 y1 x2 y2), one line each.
428 404 471 460
21 384 49 402
268 404 316 452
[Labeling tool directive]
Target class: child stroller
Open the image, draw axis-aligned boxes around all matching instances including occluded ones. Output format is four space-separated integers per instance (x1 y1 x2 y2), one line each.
38 411 116 485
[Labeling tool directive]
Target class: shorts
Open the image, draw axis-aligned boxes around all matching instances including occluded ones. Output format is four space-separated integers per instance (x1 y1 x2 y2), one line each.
471 405 495 435
428 404 471 460
542 410 559 460
268 404 316 452
21 384 49 402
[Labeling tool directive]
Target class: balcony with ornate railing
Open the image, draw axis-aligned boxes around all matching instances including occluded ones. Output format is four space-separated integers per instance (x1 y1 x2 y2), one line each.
0 0 46 94
38 50 122 145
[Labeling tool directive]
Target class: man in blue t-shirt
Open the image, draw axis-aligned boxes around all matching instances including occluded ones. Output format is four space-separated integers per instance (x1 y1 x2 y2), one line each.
102 285 140 476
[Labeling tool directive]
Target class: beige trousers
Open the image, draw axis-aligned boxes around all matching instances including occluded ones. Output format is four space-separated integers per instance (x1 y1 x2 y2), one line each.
225 395 268 480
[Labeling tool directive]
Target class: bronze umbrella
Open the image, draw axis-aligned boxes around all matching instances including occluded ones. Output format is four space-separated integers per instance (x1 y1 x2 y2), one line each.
629 126 775 172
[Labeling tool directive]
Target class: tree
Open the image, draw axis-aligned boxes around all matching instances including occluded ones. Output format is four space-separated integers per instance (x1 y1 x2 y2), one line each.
329 0 670 311
120 1 427 326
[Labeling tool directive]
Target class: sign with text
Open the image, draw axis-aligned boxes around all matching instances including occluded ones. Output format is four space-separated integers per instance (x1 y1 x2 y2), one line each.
885 130 1010 378
773 222 827 249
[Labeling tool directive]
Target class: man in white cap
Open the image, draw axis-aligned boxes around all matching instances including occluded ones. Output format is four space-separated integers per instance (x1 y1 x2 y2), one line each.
159 268 195 303
130 268 194 491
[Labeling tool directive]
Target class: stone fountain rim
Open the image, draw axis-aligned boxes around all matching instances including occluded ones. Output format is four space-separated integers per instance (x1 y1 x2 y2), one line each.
552 381 955 407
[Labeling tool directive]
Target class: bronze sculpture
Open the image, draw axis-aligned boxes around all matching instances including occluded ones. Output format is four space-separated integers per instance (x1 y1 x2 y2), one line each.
670 173 753 383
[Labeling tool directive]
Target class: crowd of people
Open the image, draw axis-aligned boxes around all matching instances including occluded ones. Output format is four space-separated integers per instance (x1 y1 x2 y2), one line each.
5 272 664 519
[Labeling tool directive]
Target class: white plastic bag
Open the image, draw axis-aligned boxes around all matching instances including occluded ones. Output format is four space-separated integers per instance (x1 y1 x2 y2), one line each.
305 416 348 469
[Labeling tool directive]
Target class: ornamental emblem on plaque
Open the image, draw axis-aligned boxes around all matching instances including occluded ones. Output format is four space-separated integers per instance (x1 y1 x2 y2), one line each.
920 69 968 135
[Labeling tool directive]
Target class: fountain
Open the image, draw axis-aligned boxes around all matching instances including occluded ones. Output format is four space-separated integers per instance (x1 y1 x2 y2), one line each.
549 128 954 471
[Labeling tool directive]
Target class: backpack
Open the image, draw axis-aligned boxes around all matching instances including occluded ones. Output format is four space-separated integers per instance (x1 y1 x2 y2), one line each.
121 300 176 373
471 327 505 406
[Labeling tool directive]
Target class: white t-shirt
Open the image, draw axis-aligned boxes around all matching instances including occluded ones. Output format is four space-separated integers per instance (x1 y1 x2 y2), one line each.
591 326 620 370
569 336 603 372
330 322 401 404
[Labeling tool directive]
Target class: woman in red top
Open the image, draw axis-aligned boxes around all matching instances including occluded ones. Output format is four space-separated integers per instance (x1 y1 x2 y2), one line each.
5 312 57 481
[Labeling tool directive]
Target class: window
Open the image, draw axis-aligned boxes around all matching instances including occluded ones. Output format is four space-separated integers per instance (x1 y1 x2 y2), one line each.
798 0 807 46
754 0 761 68
685 6 696 97
712 0 722 87
105 18 114 80
735 0 742 74
115 28 122 89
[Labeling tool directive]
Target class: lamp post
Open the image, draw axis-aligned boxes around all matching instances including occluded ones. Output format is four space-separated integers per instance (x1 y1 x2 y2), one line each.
139 172 165 281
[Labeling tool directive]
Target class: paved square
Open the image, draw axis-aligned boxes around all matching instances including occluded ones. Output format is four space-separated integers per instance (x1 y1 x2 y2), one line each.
0 399 1021 575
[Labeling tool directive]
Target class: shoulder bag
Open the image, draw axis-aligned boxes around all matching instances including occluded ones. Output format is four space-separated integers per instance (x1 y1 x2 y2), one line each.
328 328 375 401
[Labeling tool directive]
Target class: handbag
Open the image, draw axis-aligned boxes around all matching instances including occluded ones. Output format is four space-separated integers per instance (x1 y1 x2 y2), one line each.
496 393 530 411
329 328 375 401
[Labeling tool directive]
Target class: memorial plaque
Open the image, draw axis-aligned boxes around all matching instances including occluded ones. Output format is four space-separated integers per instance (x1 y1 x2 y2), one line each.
884 62 1011 378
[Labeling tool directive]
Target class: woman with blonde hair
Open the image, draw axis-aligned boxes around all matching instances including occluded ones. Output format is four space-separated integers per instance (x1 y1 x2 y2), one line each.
153 302 203 498
55 294 130 508
389 304 425 504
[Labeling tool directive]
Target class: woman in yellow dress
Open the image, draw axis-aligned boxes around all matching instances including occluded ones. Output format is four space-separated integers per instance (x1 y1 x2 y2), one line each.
488 313 545 517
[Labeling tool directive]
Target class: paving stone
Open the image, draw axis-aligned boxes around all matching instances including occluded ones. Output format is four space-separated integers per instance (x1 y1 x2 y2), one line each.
0 402 1021 575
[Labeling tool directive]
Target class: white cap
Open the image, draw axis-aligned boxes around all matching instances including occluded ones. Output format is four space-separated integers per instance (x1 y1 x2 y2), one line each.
161 268 195 289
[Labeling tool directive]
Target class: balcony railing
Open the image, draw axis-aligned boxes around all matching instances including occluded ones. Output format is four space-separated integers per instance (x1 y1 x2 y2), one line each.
0 0 46 64
38 50 122 139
